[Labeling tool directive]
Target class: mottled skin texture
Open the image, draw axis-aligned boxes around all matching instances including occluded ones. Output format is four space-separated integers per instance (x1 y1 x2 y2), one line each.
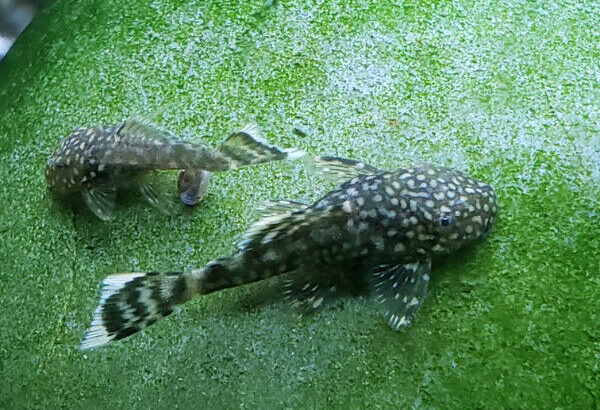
82 157 497 348
201 163 496 292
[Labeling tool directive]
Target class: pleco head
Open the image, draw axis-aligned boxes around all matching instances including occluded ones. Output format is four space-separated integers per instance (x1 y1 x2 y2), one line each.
402 164 497 255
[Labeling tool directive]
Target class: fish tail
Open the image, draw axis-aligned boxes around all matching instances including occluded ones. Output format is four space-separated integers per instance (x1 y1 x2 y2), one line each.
216 123 305 169
81 271 198 349
148 123 303 171
81 253 270 349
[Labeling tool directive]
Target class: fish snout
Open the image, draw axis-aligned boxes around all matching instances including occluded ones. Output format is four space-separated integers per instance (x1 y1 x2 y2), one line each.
177 169 211 206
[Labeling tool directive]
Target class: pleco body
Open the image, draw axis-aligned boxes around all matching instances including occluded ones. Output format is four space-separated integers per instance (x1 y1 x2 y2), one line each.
82 156 497 348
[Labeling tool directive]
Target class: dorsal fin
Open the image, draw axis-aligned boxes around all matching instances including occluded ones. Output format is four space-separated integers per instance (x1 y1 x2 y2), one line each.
255 199 307 219
117 118 177 142
237 211 295 250
237 207 336 251
309 156 381 186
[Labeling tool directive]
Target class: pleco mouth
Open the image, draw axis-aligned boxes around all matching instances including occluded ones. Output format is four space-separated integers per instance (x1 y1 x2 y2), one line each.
180 188 200 206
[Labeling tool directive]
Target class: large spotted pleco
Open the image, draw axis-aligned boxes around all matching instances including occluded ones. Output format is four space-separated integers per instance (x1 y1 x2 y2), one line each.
46 120 304 220
81 156 497 348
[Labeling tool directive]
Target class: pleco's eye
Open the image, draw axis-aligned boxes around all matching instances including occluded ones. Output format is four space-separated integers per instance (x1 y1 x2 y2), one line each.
440 215 453 227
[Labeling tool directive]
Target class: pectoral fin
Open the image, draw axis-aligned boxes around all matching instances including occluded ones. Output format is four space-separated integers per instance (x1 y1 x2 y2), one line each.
82 184 117 221
371 259 432 330
118 118 176 142
308 156 381 186
138 173 179 214
283 270 340 313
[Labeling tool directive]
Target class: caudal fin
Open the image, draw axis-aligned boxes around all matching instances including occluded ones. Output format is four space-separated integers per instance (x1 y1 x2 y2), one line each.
81 271 194 349
217 123 305 169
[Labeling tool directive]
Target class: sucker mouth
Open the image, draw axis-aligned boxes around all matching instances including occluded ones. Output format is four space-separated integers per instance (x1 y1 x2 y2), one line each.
180 188 201 206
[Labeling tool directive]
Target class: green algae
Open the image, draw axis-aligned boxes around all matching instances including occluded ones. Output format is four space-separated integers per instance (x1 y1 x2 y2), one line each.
1 0 599 408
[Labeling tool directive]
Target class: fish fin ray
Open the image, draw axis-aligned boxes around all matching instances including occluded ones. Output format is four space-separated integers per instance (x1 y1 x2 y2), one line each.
308 156 381 186
137 172 180 214
283 270 340 313
370 259 431 330
255 199 307 219
217 123 305 169
81 271 191 349
118 118 176 142
82 184 117 221
237 208 336 250
237 211 294 250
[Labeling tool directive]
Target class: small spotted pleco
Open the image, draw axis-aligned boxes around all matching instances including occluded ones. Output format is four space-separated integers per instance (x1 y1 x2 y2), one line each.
46 120 304 220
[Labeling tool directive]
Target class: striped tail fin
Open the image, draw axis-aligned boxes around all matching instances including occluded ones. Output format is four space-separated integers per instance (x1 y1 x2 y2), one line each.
81 271 196 349
81 256 255 349
217 123 305 169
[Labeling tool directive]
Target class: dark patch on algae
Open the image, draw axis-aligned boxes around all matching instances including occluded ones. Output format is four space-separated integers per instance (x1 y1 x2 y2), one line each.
0 0 598 408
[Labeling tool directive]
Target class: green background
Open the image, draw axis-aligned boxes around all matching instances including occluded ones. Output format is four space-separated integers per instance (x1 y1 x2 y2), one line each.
1 0 598 408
